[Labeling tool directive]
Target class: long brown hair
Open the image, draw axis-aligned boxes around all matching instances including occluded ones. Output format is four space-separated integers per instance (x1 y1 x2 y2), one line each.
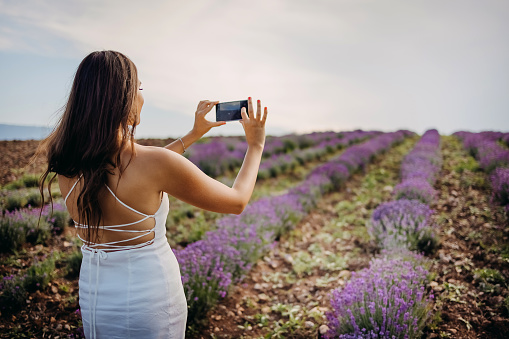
37 50 139 244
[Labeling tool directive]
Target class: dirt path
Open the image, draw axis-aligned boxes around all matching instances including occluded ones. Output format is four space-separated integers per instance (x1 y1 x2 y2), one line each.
195 137 418 338
426 136 509 338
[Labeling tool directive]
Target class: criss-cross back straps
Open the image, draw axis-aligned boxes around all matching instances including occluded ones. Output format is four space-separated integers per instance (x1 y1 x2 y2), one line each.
64 174 84 204
104 185 152 217
65 175 154 219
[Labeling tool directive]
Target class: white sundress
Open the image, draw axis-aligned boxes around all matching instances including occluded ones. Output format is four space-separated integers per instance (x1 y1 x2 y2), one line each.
64 177 188 339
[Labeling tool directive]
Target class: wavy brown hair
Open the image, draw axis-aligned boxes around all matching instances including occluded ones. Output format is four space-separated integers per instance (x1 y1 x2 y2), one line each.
36 50 139 244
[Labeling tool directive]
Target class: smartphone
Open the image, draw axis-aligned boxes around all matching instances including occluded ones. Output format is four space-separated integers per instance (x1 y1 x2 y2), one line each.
216 100 249 122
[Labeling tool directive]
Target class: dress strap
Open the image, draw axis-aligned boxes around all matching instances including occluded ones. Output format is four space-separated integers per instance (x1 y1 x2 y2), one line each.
64 174 84 204
104 185 151 217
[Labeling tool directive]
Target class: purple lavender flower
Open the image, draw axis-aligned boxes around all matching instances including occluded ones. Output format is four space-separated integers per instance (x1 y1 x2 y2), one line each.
325 252 432 339
369 199 437 252
491 167 509 211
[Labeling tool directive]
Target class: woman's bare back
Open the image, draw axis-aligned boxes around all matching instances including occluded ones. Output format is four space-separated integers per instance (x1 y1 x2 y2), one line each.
59 144 166 249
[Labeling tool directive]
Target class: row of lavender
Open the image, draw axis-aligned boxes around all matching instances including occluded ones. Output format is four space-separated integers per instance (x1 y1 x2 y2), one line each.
325 129 442 338
185 130 377 177
454 131 509 213
174 130 412 324
258 131 380 179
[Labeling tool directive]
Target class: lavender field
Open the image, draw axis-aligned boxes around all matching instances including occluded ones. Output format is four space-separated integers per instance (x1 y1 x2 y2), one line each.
0 130 508 338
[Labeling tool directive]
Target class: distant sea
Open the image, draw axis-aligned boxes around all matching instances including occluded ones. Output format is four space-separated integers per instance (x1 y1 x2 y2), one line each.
0 123 291 141
0 124 52 141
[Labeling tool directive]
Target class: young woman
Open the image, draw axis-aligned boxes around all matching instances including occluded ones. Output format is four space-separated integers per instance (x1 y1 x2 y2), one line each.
37 50 267 338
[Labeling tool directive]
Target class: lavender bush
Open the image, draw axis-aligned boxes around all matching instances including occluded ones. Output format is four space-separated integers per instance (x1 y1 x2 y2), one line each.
174 238 239 323
1 189 29 211
393 178 437 205
0 202 68 253
455 131 509 172
369 199 438 254
325 252 433 339
491 167 509 212
0 209 51 252
0 274 27 314
24 252 59 292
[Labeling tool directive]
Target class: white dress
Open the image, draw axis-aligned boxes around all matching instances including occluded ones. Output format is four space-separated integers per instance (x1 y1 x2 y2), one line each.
65 178 188 339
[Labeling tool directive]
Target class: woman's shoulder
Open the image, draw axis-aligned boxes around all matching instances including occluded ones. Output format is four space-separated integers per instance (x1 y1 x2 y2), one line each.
133 143 178 161
131 143 185 175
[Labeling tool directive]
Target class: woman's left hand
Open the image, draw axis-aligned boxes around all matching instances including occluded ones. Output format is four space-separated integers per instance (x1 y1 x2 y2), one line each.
192 100 225 137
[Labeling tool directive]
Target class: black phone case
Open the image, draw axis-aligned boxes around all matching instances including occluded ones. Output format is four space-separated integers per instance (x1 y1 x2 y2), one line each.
216 100 249 121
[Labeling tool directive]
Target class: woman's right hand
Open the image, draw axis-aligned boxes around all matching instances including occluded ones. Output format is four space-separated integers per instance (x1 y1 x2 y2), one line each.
239 97 268 150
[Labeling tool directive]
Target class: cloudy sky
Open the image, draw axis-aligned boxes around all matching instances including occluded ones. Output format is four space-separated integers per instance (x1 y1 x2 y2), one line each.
0 0 508 138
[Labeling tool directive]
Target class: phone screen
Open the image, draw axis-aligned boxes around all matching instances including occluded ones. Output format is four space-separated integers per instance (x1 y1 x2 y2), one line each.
216 100 249 122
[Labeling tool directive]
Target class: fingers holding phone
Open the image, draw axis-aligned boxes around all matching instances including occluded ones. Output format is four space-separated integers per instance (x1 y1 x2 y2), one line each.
193 100 225 137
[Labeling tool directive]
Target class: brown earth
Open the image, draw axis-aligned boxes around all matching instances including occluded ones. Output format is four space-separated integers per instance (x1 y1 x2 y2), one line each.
0 140 45 186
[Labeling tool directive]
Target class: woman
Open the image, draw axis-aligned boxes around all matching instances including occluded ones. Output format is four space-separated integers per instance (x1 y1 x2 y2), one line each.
37 50 267 338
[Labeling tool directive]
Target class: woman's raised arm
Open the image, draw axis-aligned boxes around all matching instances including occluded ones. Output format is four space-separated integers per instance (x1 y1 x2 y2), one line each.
155 98 267 214
164 100 225 154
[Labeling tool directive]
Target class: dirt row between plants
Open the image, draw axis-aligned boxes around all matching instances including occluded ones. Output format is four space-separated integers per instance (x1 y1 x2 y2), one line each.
194 137 418 338
426 136 509 338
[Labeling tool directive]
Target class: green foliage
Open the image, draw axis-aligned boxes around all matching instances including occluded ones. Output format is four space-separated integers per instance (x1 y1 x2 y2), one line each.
257 169 270 180
2 174 40 190
473 268 506 294
428 311 443 330
0 274 27 314
0 217 27 253
64 249 83 278
459 172 487 190
0 252 61 314
412 227 440 255
49 209 72 231
292 251 314 276
25 189 43 207
1 190 28 211
24 252 60 292
24 216 52 247
282 139 297 152
254 313 270 327
453 157 479 173
0 209 52 253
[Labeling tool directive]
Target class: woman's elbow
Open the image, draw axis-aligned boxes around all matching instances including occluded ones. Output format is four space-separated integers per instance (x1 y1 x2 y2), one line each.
231 200 247 215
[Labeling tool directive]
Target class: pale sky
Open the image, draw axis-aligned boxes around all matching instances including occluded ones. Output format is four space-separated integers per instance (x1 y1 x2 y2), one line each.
1 0 508 138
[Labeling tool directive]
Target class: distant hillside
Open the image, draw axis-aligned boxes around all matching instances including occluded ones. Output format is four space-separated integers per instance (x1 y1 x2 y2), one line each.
0 124 52 141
